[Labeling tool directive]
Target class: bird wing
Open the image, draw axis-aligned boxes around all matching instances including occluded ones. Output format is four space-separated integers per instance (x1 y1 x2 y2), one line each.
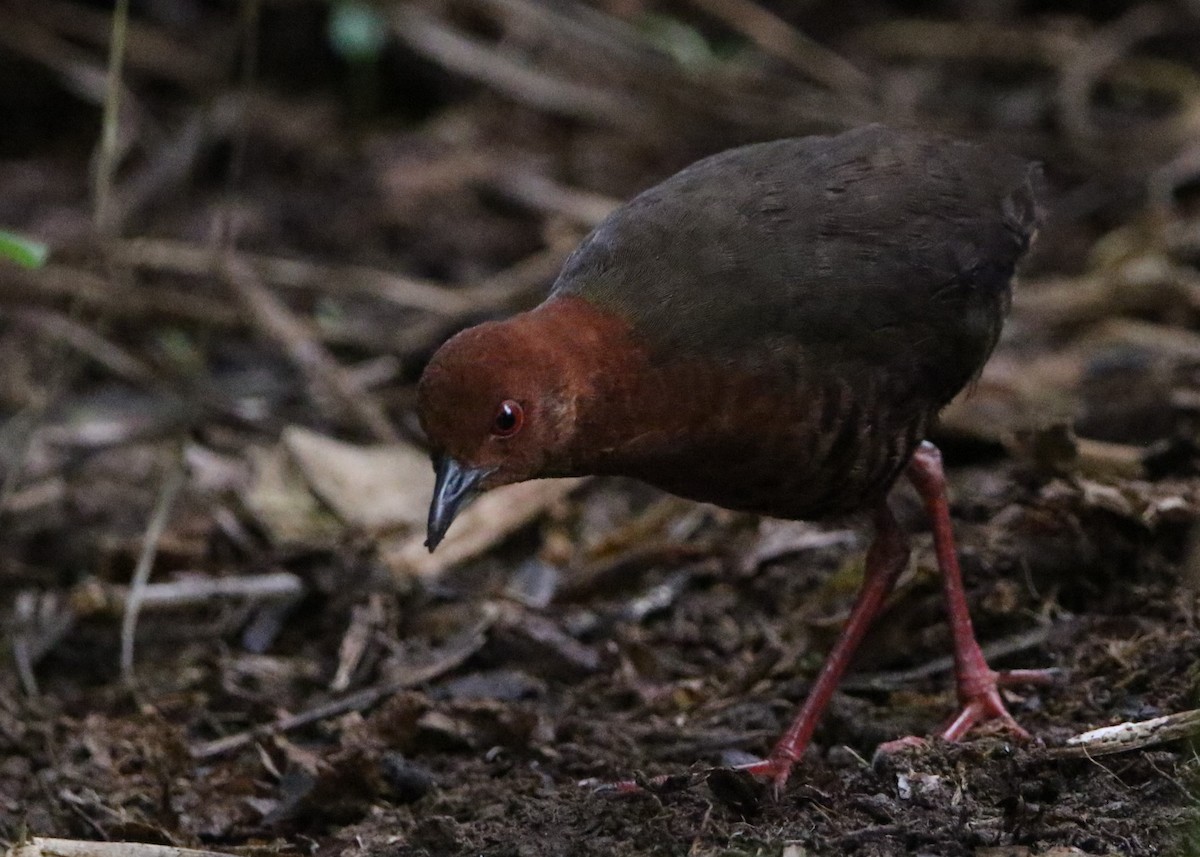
552 125 1042 407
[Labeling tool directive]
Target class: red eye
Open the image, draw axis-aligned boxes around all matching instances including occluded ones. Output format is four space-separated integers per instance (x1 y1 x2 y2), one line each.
492 400 524 437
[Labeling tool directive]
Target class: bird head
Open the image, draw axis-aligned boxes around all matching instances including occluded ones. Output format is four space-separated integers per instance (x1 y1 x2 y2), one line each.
417 318 578 551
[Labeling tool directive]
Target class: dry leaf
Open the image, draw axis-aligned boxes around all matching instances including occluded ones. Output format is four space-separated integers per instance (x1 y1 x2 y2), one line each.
283 426 432 531
241 443 343 546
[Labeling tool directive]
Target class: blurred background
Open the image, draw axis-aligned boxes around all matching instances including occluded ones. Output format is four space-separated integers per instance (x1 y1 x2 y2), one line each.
1 1 1200 854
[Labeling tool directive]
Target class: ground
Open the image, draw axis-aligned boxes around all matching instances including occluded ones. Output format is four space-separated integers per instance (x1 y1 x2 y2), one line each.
1 2 1199 856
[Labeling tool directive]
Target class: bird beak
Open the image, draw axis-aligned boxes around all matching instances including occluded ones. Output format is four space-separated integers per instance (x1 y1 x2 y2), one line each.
426 456 492 551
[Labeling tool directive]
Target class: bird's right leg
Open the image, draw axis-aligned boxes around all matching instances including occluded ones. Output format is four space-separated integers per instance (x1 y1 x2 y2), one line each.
905 440 1057 742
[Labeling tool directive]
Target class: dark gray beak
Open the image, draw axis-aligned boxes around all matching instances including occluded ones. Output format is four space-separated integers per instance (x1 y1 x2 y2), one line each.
426 456 491 551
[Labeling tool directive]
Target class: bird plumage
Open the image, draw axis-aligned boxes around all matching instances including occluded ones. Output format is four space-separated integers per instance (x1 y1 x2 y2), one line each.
416 124 1050 789
553 124 1040 407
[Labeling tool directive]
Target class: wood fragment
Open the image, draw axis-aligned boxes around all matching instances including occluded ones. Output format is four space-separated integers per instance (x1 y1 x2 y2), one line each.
1049 708 1200 758
6 838 237 857
331 596 386 693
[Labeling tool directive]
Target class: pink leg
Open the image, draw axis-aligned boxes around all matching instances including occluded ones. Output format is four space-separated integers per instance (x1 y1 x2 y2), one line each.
742 502 911 791
906 441 1056 742
593 504 909 796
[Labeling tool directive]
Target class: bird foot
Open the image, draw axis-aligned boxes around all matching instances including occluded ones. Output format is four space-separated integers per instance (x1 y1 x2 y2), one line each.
940 666 1060 742
734 754 796 795
584 665 1063 797
872 667 1061 763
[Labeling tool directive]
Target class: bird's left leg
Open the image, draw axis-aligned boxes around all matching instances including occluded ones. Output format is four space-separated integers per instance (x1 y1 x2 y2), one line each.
739 501 911 791
591 502 909 796
906 441 1057 741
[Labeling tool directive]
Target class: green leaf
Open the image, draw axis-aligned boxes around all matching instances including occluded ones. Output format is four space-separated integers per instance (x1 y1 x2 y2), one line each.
637 14 717 73
329 2 387 62
0 230 48 269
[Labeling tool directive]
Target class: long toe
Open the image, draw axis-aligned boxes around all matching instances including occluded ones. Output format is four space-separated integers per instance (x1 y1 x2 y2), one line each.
734 754 795 797
942 664 1060 742
996 667 1063 687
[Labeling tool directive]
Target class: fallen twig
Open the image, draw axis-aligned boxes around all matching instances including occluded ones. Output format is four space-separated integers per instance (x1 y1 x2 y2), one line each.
389 5 649 131
843 626 1056 692
1049 708 1200 758
486 171 619 228
121 447 187 682
6 838 237 857
688 0 871 96
10 307 160 387
189 610 495 758
93 0 131 233
11 572 306 690
74 571 305 616
220 254 401 443
112 237 472 315
3 265 242 327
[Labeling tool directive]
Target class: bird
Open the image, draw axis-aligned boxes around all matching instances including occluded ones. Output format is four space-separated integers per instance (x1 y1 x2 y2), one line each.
416 124 1052 790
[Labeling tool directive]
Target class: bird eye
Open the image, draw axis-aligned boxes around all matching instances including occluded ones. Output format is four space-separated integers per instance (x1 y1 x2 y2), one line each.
491 400 524 437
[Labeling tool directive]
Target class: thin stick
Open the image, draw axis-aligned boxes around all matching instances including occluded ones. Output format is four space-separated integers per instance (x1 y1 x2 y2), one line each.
77 571 305 616
3 265 242 327
10 307 160 387
0 1 135 525
485 172 618 228
842 625 1056 692
93 0 131 233
110 238 473 315
687 0 871 97
457 242 574 308
120 449 187 682
389 5 647 130
220 254 401 443
189 615 492 758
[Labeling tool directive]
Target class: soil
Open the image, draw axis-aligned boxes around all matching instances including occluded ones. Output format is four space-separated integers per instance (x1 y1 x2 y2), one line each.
1 2 1199 856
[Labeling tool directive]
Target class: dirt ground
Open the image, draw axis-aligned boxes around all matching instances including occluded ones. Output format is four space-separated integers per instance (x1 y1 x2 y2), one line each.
2 1 1200 855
